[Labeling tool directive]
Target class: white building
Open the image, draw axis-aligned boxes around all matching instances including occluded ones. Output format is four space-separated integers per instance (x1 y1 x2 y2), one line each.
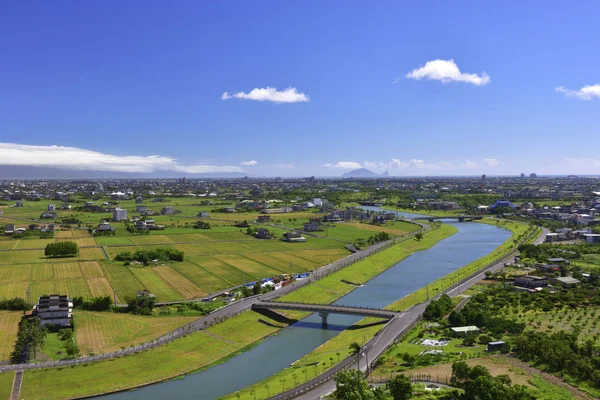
48 204 56 211
583 234 600 243
113 207 128 221
312 198 323 207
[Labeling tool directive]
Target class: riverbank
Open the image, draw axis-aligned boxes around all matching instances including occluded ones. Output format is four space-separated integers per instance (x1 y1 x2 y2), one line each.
17 225 450 399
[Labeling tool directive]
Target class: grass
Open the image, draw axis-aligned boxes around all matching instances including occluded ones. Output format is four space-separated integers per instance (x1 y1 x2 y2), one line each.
128 267 185 302
0 371 14 399
75 311 199 356
39 332 68 361
20 311 290 400
0 311 22 361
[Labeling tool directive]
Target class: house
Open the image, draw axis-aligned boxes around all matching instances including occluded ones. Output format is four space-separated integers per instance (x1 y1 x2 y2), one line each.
451 326 480 337
161 206 175 215
47 204 56 211
255 228 271 239
303 218 321 232
136 289 156 299
256 215 271 223
550 276 581 287
134 220 148 230
136 205 148 213
15 201 23 207
40 211 58 219
487 341 506 352
0 210 3 216
28 224 39 231
583 234 600 243
429 201 459 210
544 233 560 243
197 211 210 218
4 224 15 235
135 196 143 204
312 198 323 207
547 258 569 265
282 231 306 242
34 295 73 327
96 222 114 232
113 208 128 221
514 275 548 288
490 200 516 212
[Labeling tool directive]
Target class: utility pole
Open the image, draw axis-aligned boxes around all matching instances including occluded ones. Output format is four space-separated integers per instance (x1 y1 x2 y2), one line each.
426 284 429 300
112 287 117 307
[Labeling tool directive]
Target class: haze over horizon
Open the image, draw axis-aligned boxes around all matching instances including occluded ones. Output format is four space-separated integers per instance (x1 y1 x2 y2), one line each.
1 1 599 178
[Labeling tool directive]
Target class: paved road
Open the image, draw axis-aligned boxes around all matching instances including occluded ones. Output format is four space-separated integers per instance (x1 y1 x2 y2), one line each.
291 226 548 400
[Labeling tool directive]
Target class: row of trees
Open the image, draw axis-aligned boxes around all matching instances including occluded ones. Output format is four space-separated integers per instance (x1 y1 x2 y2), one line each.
355 232 392 249
0 297 29 310
11 317 47 363
44 241 79 257
114 248 184 265
72 296 112 311
333 370 413 400
423 294 454 320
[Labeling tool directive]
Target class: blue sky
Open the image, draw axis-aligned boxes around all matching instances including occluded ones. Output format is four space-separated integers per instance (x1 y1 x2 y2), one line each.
1 1 599 177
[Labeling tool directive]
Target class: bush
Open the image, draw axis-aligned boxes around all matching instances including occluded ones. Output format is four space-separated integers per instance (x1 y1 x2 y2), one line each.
114 248 184 265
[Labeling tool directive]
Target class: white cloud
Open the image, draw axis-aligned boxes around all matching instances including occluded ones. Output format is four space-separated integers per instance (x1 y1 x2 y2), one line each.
463 158 500 169
241 160 258 166
555 84 600 100
324 161 363 169
221 87 309 103
406 59 490 86
0 143 243 174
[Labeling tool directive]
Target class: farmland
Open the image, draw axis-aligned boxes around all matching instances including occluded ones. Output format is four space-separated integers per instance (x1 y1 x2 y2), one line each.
0 311 22 360
0 204 420 303
75 311 199 355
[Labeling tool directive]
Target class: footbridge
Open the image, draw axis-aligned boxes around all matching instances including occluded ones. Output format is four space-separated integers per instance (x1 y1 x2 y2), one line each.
252 301 400 328
412 215 483 222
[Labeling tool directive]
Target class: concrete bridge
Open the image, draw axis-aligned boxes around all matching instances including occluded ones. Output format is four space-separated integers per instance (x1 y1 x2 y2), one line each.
252 301 400 328
412 215 483 222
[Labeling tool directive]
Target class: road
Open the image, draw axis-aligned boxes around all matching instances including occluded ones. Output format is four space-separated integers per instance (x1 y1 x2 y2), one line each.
291 227 548 400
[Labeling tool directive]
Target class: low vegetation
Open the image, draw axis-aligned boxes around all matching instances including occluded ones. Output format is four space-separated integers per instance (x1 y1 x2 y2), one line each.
44 241 79 258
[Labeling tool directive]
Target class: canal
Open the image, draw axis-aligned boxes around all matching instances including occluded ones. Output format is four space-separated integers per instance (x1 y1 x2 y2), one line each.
103 212 511 399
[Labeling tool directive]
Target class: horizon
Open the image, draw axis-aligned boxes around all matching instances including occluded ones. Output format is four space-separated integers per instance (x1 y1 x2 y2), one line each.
1 1 600 177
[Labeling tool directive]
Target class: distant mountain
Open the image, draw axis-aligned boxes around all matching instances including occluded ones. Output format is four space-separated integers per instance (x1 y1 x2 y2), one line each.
0 166 248 179
342 168 389 178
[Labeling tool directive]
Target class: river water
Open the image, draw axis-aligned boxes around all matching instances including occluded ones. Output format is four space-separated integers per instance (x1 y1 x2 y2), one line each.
103 210 510 400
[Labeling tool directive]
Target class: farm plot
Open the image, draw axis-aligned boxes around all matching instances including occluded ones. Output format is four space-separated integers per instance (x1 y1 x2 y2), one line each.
170 243 212 255
128 267 184 302
55 238 97 247
242 253 291 274
0 240 17 250
267 252 319 272
103 246 137 260
215 254 279 280
28 281 57 301
203 242 250 255
0 312 22 360
54 263 83 279
0 250 47 264
296 248 350 264
201 231 249 241
129 235 174 245
152 265 206 299
0 282 28 300
54 230 92 239
31 263 54 281
54 279 93 299
165 233 210 242
75 311 198 356
77 247 106 260
187 255 250 286
0 264 33 282
79 261 105 277
14 239 54 249
171 261 230 293
94 236 133 246
86 278 115 298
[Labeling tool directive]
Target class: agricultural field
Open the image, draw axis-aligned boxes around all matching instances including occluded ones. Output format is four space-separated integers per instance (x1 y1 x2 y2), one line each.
0 371 14 400
0 311 22 360
75 311 199 355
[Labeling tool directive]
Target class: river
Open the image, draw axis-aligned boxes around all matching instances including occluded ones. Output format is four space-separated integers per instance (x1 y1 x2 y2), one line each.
103 210 510 400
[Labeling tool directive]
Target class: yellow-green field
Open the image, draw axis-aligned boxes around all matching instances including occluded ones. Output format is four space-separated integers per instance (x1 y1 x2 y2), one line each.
0 311 22 360
75 311 199 355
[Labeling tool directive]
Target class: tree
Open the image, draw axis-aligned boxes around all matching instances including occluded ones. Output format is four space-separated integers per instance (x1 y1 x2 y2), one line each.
349 341 361 355
387 375 413 400
333 370 375 400
415 232 424 241
252 282 262 295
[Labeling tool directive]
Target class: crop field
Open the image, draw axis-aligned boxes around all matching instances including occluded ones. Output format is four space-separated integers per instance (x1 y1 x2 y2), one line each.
14 238 54 249
0 240 17 250
94 236 134 246
152 265 207 299
54 230 92 239
0 282 28 299
170 261 229 292
0 311 22 360
215 254 281 279
129 235 174 245
75 311 199 356
187 255 249 285
54 237 97 247
128 267 186 302
0 371 14 399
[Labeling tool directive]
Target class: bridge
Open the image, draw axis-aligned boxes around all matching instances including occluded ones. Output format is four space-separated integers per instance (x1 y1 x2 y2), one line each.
252 301 400 328
412 215 483 222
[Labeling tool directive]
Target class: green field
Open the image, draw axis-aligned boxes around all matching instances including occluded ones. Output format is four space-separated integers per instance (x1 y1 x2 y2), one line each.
0 371 14 400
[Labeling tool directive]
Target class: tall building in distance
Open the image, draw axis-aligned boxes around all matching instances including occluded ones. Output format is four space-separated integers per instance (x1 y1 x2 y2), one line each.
113 207 128 221
481 174 486 180
520 173 525 178
530 173 538 178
